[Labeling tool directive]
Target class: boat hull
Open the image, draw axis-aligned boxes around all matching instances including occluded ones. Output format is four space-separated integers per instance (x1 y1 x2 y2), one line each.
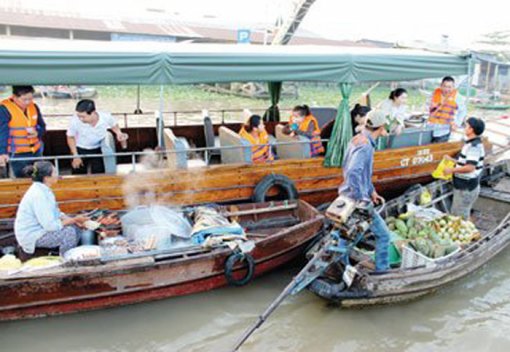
0 139 463 220
0 200 323 321
309 175 510 308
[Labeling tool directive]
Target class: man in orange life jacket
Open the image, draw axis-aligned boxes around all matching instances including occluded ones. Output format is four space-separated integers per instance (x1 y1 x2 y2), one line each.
0 86 46 177
428 76 466 143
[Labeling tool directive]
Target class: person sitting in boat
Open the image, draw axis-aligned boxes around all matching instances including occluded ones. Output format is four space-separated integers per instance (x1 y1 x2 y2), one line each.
282 105 324 157
444 117 485 220
350 104 371 135
338 109 392 272
0 85 47 178
239 114 274 163
428 76 466 143
66 99 128 174
14 161 88 256
379 88 409 135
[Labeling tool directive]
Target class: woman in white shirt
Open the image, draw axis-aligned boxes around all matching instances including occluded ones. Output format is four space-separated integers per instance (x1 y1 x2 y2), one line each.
14 161 87 255
66 99 128 174
379 88 409 135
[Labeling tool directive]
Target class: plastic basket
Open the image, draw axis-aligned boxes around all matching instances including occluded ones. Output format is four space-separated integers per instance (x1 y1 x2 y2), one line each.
401 245 460 269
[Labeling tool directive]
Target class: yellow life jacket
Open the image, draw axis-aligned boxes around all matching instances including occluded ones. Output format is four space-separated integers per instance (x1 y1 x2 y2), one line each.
1 98 41 154
290 114 324 156
239 127 274 163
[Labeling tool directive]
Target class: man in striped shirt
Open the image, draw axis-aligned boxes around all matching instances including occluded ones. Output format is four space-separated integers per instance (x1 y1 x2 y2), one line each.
444 117 485 220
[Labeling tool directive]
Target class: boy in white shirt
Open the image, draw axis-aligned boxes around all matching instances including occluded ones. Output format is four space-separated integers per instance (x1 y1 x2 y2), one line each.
66 99 128 174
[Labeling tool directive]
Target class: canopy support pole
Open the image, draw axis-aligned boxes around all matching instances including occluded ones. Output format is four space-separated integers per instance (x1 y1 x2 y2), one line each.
134 85 143 114
465 55 473 124
494 64 500 92
157 85 164 148
485 62 491 92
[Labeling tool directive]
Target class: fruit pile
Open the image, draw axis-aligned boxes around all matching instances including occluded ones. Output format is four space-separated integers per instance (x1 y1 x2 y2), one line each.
386 212 480 259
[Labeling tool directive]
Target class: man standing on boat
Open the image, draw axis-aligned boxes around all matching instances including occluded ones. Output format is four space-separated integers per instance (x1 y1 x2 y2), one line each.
67 99 128 174
0 86 46 178
444 117 485 220
338 110 392 272
428 76 466 142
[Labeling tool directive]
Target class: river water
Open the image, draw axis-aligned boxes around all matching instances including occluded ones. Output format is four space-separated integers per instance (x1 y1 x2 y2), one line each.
1 250 510 352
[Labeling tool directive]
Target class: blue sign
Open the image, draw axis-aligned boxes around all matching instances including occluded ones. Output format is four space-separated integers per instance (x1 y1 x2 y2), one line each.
237 29 251 44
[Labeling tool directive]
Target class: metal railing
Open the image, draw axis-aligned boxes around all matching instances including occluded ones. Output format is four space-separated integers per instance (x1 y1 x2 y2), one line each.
6 138 330 176
43 108 295 128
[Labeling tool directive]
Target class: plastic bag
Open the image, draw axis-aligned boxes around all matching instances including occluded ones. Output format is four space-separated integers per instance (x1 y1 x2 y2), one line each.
121 206 192 240
432 157 456 181
0 254 22 270
64 245 102 262
22 256 62 271
191 207 244 244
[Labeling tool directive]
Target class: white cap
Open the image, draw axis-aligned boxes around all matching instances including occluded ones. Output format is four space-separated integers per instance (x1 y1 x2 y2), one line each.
366 109 387 129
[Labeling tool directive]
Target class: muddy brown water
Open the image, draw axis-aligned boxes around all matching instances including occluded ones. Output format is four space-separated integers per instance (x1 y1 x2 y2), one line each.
1 250 510 352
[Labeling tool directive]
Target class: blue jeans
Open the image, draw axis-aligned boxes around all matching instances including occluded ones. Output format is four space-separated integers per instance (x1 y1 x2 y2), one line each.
370 209 390 272
10 149 42 178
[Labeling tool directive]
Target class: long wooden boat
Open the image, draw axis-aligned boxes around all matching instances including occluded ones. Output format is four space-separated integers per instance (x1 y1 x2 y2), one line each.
0 119 464 220
476 103 510 111
0 200 323 321
307 164 510 307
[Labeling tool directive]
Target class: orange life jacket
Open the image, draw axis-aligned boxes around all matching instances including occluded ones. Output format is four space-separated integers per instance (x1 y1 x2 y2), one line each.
429 88 458 125
239 127 274 163
290 114 324 156
1 98 41 154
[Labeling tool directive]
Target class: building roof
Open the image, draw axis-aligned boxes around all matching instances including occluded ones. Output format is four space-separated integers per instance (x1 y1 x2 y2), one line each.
0 7 369 47
0 8 201 38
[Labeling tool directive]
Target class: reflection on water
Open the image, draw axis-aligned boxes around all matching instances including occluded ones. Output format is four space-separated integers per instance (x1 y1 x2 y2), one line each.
2 250 510 352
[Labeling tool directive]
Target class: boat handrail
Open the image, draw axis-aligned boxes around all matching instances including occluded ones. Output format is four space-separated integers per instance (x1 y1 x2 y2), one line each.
5 138 330 175
42 107 295 128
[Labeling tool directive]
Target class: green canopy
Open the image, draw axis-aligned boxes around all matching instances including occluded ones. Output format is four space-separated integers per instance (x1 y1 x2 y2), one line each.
263 82 282 122
0 39 469 85
324 83 353 167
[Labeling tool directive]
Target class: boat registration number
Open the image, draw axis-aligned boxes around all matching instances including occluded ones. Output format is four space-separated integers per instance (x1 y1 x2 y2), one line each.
400 148 433 167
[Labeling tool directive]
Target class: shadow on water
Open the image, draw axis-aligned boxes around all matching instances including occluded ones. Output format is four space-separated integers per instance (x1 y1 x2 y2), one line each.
2 248 510 352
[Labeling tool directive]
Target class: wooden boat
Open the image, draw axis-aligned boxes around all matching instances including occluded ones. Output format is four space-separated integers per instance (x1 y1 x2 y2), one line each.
0 200 323 321
0 118 464 220
476 103 510 111
0 40 472 220
44 86 97 99
307 163 510 307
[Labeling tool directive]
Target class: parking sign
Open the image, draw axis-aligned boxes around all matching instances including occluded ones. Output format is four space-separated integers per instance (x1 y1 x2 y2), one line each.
237 29 251 44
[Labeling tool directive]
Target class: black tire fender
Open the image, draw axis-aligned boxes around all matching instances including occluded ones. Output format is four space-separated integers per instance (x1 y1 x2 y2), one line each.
252 173 299 203
224 252 255 287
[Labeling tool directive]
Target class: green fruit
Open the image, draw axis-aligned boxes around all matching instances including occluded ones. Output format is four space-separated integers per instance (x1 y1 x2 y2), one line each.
395 219 408 235
399 212 413 220
418 230 427 238
386 216 396 224
445 245 459 255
